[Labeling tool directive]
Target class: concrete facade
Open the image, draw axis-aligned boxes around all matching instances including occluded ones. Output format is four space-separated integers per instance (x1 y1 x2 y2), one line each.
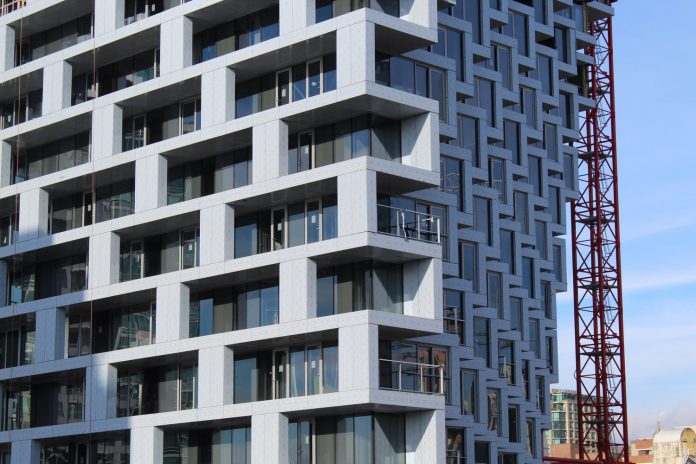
0 0 613 463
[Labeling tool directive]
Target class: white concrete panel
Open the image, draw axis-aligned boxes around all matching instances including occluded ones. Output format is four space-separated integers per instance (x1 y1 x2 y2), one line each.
0 141 11 187
42 61 72 116
279 257 317 322
337 169 377 236
88 232 120 288
10 440 40 464
92 104 123 159
403 258 442 321
18 188 48 241
401 112 439 172
252 120 288 183
35 307 66 363
338 323 378 392
0 25 15 72
155 283 190 342
130 426 164 464
280 0 314 34
135 154 167 212
337 21 375 88
87 364 118 421
95 0 124 36
198 345 234 408
251 413 288 464
201 67 235 128
160 16 193 75
199 203 234 266
405 409 445 464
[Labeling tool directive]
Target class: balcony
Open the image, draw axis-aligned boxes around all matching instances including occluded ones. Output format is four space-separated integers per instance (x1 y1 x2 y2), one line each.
377 203 441 244
379 358 445 395
379 340 448 397
0 0 23 17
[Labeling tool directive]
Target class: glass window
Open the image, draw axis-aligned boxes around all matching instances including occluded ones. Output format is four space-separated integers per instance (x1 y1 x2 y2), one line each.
443 289 464 345
510 297 522 332
513 191 528 233
474 317 490 366
522 86 536 127
497 45 511 90
465 0 481 43
538 54 553 95
473 196 491 245
455 115 479 167
447 427 465 464
500 229 514 273
489 157 505 202
509 405 520 442
529 319 540 358
431 69 446 122
474 78 494 126
553 245 563 281
440 156 463 211
474 441 490 464
522 257 534 298
487 272 502 317
498 339 514 385
487 389 500 434
460 241 477 290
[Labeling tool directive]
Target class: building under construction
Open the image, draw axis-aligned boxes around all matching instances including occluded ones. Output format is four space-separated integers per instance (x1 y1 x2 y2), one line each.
0 0 619 463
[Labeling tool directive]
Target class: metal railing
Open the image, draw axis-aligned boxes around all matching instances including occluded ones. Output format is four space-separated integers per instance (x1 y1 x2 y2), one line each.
379 359 445 395
377 204 441 244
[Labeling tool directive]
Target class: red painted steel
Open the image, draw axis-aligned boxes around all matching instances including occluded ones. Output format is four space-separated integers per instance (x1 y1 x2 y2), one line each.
545 1 629 464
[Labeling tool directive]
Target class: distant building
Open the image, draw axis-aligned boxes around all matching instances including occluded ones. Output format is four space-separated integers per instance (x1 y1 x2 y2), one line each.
653 426 696 464
545 388 598 459
630 437 654 463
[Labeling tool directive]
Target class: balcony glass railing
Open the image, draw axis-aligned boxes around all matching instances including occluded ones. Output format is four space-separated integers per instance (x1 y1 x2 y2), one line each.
377 204 441 243
379 359 445 395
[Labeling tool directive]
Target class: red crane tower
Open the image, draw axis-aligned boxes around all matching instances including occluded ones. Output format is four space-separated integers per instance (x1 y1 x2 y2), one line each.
545 1 629 463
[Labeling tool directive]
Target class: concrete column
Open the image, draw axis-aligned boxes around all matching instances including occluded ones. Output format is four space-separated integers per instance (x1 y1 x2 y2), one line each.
87 364 118 421
160 16 193 75
35 307 66 362
405 409 445 464
401 112 439 172
155 283 190 342
403 258 442 320
201 67 235 128
10 440 40 464
338 323 378 392
95 0 125 36
18 188 48 241
92 104 123 159
0 141 11 187
251 413 288 464
0 25 15 72
198 346 234 408
252 120 288 183
130 426 164 464
88 232 120 288
279 257 317 322
337 169 377 237
42 61 72 116
135 154 167 212
279 0 314 34
336 21 375 88
199 203 234 266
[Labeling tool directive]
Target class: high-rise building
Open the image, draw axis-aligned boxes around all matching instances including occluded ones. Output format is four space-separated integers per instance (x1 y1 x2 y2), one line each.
545 388 598 459
0 0 613 463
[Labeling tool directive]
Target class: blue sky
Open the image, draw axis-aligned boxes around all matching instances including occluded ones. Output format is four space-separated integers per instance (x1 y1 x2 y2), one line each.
553 1 696 439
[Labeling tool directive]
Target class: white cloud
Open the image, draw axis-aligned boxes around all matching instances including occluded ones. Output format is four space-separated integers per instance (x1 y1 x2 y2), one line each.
630 403 696 440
